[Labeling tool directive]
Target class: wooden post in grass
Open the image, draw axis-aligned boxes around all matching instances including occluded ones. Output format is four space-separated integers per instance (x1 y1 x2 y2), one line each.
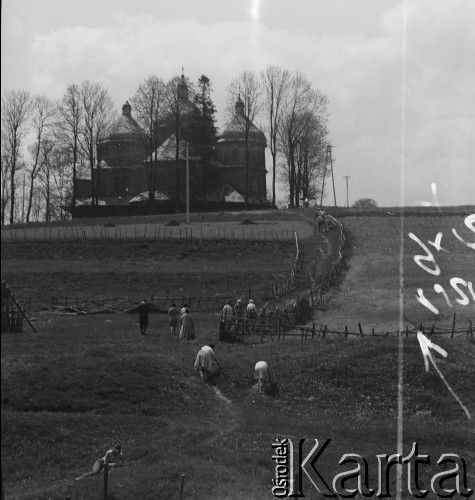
451 313 456 338
323 324 327 339
358 323 363 336
103 463 109 499
406 325 409 337
345 325 348 338
179 474 185 500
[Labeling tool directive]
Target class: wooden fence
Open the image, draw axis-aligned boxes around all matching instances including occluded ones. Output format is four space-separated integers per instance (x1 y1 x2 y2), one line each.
2 224 295 242
219 312 474 343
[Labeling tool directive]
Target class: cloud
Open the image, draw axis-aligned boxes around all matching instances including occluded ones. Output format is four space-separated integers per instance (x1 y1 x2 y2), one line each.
24 2 475 205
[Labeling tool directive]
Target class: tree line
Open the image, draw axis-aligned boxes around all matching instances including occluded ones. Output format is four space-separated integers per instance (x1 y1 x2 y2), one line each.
1 66 330 224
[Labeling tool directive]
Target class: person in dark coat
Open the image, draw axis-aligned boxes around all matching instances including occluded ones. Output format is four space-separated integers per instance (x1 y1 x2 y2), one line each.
137 299 149 335
168 302 179 335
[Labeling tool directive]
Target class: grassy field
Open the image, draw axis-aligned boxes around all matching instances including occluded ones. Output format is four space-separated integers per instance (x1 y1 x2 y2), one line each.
315 215 475 332
1 210 474 499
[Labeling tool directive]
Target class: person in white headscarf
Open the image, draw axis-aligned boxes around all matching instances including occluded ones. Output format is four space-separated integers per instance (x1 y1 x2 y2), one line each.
254 361 273 394
246 299 257 321
194 344 221 385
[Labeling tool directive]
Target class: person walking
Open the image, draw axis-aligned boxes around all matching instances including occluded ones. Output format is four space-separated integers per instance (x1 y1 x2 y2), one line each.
246 299 257 319
137 299 149 335
167 302 179 335
180 302 189 316
234 298 243 319
179 308 195 343
75 442 123 481
221 301 233 321
194 344 221 385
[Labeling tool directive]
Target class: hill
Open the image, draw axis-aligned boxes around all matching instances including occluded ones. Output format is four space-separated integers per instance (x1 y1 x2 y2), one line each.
1 210 474 499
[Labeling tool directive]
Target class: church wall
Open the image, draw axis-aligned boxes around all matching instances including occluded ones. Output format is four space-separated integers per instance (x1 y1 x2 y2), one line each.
98 139 148 168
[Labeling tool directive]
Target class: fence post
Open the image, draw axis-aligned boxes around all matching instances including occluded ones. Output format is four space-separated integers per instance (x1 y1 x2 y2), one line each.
345 325 348 338
451 313 456 338
103 463 109 500
406 325 409 337
357 323 363 336
323 324 327 339
179 473 185 500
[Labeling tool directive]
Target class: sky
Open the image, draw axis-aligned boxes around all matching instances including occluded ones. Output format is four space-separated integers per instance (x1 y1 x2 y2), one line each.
2 0 474 207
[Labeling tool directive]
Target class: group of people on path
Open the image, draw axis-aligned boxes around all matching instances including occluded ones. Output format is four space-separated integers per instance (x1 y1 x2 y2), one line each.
221 298 257 323
194 344 277 396
316 210 331 233
75 346 277 482
136 300 195 343
168 302 195 343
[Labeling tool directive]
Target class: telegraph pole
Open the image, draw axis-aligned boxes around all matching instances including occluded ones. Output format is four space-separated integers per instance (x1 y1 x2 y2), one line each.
186 143 190 224
328 145 337 208
343 175 351 208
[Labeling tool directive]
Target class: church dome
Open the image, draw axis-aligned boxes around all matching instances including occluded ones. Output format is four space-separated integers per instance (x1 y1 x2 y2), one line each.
220 116 266 144
107 101 146 142
220 97 266 144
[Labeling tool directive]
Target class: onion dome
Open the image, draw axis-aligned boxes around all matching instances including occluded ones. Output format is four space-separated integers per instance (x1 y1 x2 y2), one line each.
177 73 189 101
220 97 266 144
107 101 146 141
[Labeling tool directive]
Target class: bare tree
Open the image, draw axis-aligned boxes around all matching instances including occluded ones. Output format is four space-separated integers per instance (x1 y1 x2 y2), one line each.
58 84 83 211
25 95 57 222
38 141 72 221
278 73 328 207
1 139 12 225
226 70 262 209
1 90 31 223
294 114 329 203
130 75 166 208
260 66 290 207
79 81 115 212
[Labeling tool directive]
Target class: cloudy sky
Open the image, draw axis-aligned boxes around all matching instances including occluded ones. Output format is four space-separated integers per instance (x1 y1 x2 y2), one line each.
2 0 474 207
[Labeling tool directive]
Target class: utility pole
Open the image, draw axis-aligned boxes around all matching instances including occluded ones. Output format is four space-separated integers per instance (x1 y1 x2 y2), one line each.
328 145 337 208
185 142 190 224
321 145 337 208
343 176 351 207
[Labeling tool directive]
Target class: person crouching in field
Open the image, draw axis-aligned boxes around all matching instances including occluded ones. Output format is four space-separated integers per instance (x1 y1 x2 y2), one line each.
137 299 149 335
194 344 221 385
255 361 278 396
75 443 123 481
179 308 195 343
168 302 179 335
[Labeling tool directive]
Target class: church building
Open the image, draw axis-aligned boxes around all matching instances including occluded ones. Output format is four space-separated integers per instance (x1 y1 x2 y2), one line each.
74 76 269 217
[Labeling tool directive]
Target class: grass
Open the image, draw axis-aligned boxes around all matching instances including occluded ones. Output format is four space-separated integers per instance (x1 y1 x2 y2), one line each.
316 215 475 331
2 316 474 498
1 210 474 499
1 239 296 305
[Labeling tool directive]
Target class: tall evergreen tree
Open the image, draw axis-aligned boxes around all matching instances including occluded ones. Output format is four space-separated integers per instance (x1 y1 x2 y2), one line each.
190 75 218 210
